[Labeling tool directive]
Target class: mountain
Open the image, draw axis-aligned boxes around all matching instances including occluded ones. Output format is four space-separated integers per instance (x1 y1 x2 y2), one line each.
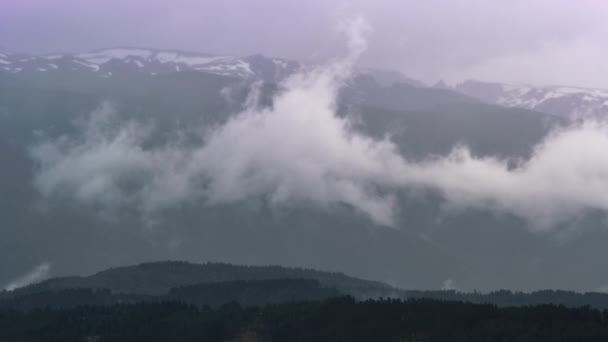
455 80 608 118
0 48 300 83
8 261 395 297
5 48 606 123
356 67 426 87
2 47 604 294
0 261 399 310
0 56 571 293
1 48 432 89
342 76 559 159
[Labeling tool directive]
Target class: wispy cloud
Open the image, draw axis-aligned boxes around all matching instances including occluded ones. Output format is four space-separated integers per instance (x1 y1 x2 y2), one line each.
4 262 51 291
30 16 400 226
28 16 608 233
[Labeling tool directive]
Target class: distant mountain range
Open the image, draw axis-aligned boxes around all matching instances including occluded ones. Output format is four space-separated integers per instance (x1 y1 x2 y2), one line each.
0 47 418 86
453 80 608 119
0 48 299 82
3 47 606 119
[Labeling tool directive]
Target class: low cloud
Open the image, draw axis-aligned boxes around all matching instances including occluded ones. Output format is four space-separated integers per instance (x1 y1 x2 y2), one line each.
30 16 399 226
441 279 456 291
4 262 51 291
404 122 608 230
28 16 608 232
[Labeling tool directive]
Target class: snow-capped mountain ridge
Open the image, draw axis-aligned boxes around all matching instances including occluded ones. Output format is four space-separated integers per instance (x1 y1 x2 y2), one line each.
5 48 604 119
0 48 299 82
455 80 608 118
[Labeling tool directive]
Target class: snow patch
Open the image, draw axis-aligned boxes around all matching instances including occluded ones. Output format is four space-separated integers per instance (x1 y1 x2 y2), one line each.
556 87 586 94
73 59 100 71
76 49 152 64
155 52 231 66
200 60 254 77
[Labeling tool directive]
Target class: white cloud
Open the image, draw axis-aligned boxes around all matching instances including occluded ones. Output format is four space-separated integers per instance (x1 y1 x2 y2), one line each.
403 122 608 230
4 262 51 291
441 279 455 291
30 16 399 226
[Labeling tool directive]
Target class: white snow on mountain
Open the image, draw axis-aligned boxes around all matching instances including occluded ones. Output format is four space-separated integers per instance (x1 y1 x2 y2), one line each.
72 59 99 71
76 48 154 63
5 47 605 120
154 51 230 66
0 48 299 82
455 80 608 118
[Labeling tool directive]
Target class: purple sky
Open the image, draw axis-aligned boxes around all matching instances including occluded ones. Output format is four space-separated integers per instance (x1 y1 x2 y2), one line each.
1 0 607 88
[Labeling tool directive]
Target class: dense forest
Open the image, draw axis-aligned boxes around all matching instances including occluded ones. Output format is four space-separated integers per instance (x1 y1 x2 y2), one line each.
2 296 608 341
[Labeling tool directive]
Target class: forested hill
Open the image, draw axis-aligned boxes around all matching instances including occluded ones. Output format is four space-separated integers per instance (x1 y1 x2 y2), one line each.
5 261 608 312
5 261 396 297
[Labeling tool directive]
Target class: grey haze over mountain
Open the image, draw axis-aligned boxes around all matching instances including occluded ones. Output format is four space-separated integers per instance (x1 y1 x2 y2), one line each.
2 0 608 89
3 4 608 295
3 46 607 120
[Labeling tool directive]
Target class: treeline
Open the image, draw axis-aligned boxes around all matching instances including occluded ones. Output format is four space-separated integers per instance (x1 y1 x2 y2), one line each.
169 278 340 307
407 289 608 310
6 279 608 312
0 279 340 311
2 297 608 341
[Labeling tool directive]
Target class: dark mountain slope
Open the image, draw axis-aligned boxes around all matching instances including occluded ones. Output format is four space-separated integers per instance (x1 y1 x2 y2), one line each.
10 261 395 296
343 77 562 159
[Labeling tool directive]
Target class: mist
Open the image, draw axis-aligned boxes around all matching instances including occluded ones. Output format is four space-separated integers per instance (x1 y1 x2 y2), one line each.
26 16 608 234
4 262 51 291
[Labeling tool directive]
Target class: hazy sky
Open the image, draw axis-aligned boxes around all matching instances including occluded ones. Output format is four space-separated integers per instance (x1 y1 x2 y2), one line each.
2 0 608 88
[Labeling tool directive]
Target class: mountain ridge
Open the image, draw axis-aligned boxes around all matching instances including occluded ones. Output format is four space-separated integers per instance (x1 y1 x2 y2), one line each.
4 48 607 120
0 47 428 88
8 260 396 297
454 79 608 118
0 47 300 82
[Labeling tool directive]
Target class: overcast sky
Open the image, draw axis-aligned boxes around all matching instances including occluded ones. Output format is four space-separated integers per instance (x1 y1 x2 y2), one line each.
2 0 608 88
